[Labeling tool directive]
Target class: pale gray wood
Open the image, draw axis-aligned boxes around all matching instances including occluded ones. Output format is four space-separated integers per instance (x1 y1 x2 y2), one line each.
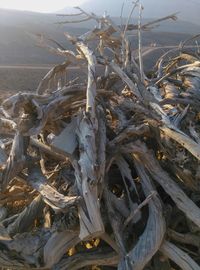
28 166 81 212
51 116 77 156
44 230 80 268
160 240 200 270
118 160 166 270
122 142 200 228
7 195 44 237
53 250 119 270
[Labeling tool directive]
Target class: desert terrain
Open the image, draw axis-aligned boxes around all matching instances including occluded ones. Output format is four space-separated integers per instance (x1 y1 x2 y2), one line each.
0 8 199 99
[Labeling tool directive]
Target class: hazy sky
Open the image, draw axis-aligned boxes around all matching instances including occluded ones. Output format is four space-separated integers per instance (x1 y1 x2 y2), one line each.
0 0 199 14
0 0 88 12
0 0 200 25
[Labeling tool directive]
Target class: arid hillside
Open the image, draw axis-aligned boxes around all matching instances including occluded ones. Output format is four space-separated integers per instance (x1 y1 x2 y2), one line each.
0 8 199 65
0 8 198 95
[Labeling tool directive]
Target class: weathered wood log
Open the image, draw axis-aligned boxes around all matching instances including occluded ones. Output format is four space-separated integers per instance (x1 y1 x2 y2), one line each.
122 142 200 228
7 195 44 237
53 249 119 270
118 159 166 270
73 42 105 240
160 240 200 270
28 165 81 212
0 132 28 191
44 230 80 267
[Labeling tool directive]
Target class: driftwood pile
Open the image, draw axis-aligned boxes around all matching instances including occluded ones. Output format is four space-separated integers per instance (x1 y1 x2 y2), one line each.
1 4 200 270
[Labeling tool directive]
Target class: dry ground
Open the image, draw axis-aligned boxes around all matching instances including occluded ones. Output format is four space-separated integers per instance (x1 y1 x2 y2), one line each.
0 65 88 102
0 45 196 102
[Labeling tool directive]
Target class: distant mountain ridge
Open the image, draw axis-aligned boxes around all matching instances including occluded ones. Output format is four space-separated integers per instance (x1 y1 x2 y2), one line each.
59 0 200 25
0 8 198 65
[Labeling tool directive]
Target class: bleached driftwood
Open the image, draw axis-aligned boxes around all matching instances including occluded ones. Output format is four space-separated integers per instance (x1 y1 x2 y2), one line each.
0 2 200 270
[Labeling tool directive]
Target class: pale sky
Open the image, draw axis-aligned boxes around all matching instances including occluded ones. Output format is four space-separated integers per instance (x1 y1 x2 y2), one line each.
0 0 87 12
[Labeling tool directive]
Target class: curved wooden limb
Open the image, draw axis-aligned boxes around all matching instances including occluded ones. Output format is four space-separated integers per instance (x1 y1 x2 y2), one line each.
160 126 200 161
44 230 80 268
122 142 200 228
28 165 81 212
53 249 119 270
36 61 70 94
118 159 166 270
0 132 28 191
7 195 44 237
168 229 200 248
160 240 200 270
